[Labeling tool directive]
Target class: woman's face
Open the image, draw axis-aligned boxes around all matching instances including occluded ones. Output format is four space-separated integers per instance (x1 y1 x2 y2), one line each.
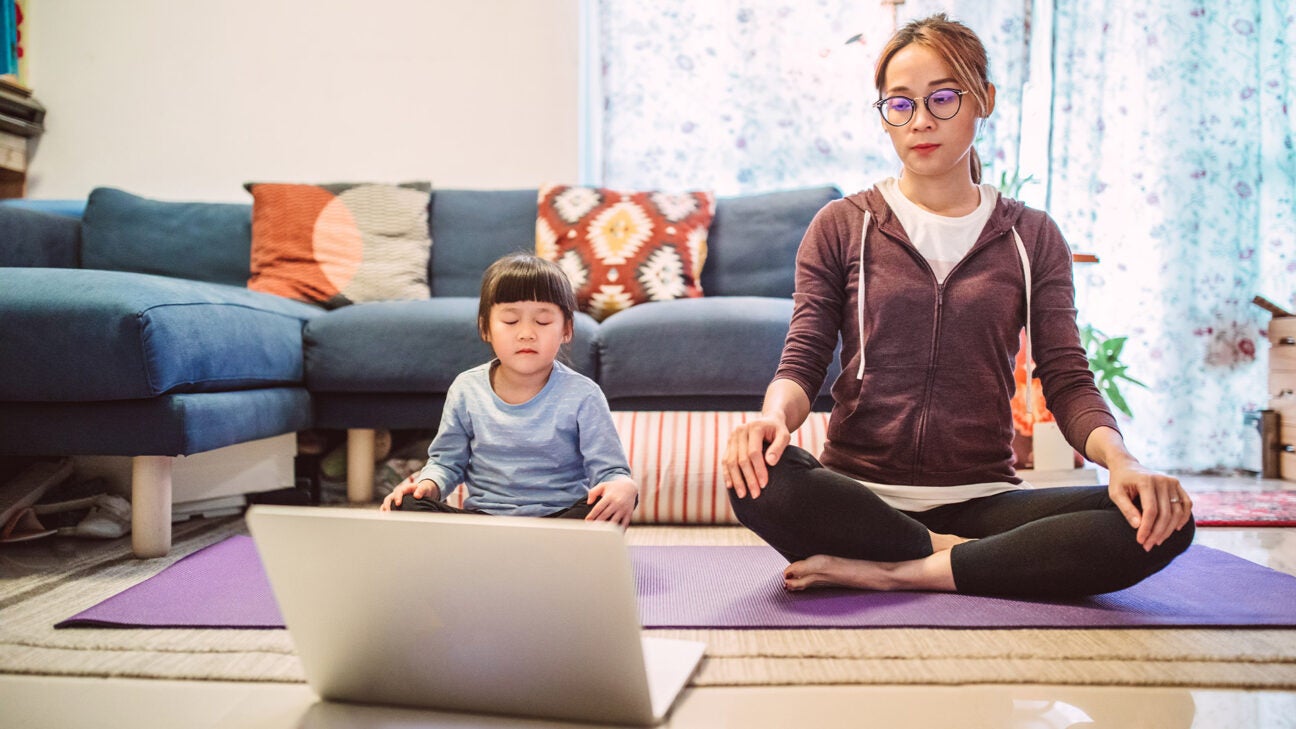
878 43 990 186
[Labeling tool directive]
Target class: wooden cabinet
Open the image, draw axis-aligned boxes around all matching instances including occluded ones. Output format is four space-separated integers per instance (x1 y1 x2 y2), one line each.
0 127 26 197
0 77 43 198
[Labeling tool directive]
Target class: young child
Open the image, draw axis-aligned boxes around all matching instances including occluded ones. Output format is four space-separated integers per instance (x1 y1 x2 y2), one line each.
380 253 638 526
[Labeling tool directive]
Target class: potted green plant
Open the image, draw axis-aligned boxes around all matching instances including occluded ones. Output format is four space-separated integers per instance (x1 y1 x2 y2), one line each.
1011 324 1147 469
1079 324 1147 418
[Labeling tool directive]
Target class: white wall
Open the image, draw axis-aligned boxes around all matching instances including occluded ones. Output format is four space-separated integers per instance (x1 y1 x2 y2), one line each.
23 0 580 201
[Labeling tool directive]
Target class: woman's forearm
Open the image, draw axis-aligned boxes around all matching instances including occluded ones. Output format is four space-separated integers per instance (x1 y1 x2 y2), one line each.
763 378 813 432
1083 426 1139 470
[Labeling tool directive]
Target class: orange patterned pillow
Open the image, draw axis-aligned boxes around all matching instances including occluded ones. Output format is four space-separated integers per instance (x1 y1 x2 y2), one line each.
246 181 432 308
535 184 716 321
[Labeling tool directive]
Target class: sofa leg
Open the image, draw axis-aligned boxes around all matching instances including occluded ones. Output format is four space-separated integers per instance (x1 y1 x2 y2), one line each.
347 428 376 503
131 455 173 558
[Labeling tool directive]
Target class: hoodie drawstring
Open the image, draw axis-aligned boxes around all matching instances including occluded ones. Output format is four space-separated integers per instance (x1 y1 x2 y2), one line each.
857 210 871 380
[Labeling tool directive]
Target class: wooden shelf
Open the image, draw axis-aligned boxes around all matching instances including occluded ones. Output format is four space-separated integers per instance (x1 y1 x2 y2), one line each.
0 167 23 198
0 129 27 198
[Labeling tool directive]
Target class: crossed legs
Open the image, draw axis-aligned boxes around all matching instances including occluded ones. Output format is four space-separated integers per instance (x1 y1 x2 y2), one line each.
728 446 1195 598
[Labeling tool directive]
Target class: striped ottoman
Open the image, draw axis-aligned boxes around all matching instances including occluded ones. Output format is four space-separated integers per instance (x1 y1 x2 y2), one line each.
444 411 832 524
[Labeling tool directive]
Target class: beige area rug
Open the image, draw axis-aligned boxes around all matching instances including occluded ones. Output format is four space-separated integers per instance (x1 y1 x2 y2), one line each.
2 517 1295 688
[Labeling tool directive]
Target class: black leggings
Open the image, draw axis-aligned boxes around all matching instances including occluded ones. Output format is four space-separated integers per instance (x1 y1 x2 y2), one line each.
728 446 1195 598
397 496 594 519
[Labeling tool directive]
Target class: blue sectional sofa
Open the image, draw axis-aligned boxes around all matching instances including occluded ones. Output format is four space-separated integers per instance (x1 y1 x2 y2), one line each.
0 184 841 556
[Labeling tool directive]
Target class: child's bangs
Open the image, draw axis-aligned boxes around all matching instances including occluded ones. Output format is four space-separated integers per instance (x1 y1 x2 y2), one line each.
478 254 579 335
493 267 572 310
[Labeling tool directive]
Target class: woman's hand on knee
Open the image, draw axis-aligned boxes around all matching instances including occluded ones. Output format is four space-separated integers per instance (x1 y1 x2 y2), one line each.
722 417 790 499
1107 464 1192 551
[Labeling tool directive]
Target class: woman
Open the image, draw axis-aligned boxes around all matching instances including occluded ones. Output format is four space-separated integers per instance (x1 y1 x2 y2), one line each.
722 14 1193 598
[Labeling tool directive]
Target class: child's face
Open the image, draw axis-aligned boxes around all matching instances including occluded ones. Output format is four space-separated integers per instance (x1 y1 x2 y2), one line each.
483 301 572 378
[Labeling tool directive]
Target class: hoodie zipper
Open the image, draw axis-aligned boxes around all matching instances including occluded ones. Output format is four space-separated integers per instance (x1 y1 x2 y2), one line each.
854 192 1022 481
910 236 1020 478
912 283 944 481
891 226 1009 480
867 223 945 482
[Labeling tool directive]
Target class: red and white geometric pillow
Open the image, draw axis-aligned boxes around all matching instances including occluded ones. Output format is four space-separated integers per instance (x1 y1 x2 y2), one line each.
535 184 716 321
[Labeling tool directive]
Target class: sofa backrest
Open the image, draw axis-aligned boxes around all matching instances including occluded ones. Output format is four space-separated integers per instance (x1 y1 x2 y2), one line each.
427 185 841 298
427 189 539 297
0 198 88 219
702 186 842 298
80 187 253 287
0 202 82 268
4 184 843 299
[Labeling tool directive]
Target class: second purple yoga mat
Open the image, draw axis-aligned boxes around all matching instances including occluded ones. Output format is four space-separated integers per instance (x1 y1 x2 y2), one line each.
57 537 1296 630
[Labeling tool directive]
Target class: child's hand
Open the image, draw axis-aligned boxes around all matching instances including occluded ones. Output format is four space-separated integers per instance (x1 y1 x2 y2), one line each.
380 478 440 511
585 477 638 528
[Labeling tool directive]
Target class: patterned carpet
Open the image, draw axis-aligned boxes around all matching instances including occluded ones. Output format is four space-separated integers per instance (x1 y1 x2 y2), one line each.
1191 490 1296 527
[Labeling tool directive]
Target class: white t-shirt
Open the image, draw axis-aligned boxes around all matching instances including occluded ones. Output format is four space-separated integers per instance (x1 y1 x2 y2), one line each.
855 479 1026 512
877 177 999 283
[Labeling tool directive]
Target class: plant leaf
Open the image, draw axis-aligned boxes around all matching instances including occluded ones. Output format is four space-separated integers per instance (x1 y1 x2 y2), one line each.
1119 373 1148 388
1078 325 1142 416
1104 336 1127 360
1105 381 1133 417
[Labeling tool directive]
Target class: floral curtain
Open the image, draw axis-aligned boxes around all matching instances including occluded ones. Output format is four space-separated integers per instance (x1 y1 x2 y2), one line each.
595 0 1031 196
596 0 1294 471
1048 1 1294 470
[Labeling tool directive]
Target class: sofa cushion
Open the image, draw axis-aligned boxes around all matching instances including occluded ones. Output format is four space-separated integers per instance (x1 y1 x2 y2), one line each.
596 296 838 402
535 184 715 321
246 181 433 308
80 187 253 287
702 185 842 298
427 189 539 297
304 298 599 393
0 388 312 457
0 268 320 402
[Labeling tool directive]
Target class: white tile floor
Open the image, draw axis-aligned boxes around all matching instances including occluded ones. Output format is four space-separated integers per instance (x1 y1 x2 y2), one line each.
4 672 1296 729
2 474 1294 729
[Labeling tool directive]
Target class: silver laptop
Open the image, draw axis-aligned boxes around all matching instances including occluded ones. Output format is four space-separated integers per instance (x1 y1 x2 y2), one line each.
246 505 705 726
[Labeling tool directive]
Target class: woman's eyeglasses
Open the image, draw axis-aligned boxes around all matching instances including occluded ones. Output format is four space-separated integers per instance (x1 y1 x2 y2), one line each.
873 88 968 127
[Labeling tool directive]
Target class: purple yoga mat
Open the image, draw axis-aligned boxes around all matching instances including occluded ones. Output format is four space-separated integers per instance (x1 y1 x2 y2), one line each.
57 535 283 629
634 545 1296 628
57 536 1296 630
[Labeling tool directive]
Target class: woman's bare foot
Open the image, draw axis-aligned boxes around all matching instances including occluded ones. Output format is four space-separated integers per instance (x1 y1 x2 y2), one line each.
783 550 957 592
929 531 975 552
783 555 903 591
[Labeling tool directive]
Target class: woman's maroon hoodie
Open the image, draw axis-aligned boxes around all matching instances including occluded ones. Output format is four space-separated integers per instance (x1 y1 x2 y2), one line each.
775 188 1118 487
